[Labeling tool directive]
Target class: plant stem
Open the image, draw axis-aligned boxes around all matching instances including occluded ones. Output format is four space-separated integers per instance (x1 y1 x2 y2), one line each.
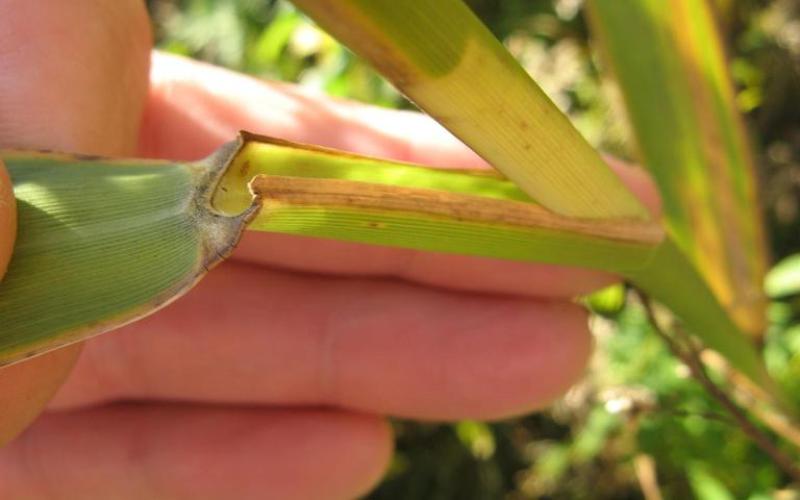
633 454 663 500
635 289 800 484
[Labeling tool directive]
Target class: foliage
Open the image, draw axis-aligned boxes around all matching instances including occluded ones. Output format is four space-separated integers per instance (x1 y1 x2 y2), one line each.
147 0 800 497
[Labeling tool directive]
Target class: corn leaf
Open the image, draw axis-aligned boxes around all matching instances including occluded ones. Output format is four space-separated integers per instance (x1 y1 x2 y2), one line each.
288 0 650 221
0 147 255 365
587 0 769 336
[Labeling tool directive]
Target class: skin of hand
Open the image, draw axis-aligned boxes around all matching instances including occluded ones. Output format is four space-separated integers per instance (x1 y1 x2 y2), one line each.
0 1 660 498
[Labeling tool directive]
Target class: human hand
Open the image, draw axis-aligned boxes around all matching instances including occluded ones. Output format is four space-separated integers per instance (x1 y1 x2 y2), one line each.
0 1 659 498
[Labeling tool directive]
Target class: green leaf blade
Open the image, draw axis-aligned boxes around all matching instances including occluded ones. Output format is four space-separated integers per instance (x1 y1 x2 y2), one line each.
0 151 249 365
289 0 650 221
587 0 769 335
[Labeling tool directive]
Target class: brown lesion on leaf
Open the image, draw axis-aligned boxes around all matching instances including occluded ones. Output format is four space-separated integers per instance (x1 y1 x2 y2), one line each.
72 153 106 162
239 160 251 178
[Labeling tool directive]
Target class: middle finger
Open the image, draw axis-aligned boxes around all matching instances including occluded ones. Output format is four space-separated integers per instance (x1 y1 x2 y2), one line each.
50 261 590 421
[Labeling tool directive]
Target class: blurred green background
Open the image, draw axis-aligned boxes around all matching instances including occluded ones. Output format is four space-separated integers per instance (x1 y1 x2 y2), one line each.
145 1 800 498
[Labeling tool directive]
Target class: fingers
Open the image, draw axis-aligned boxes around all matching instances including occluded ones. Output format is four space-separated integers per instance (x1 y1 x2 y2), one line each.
140 53 660 215
140 52 486 167
0 0 151 154
0 0 152 444
0 347 79 446
604 156 662 218
0 405 391 500
0 159 78 447
51 261 591 421
233 232 615 298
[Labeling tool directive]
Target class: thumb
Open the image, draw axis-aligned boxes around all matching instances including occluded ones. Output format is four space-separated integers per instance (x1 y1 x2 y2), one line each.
0 158 76 448
0 0 151 446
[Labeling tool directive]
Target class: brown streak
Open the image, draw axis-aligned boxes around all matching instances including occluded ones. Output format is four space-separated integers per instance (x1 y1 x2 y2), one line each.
239 160 251 178
250 175 663 244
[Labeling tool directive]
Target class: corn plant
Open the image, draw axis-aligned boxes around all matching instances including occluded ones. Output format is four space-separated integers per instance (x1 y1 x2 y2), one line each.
1 0 797 481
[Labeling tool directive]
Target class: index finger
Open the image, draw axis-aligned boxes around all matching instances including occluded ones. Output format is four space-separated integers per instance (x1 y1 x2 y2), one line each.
139 53 658 297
